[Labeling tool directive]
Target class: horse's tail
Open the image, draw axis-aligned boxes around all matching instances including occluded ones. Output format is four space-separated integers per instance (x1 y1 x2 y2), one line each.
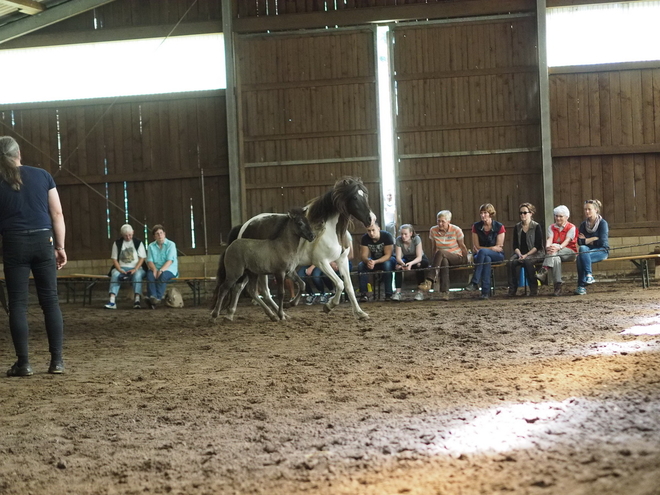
210 224 243 309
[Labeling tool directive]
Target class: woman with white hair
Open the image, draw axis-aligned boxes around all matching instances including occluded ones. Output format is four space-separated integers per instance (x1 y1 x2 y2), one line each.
536 205 578 296
429 210 468 301
105 223 147 309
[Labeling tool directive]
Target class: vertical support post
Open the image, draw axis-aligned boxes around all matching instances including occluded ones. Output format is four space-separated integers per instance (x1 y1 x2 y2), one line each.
536 0 554 230
223 0 243 227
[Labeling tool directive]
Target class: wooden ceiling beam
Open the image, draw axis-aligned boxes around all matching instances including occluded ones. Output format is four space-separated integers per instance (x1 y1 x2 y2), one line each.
0 0 117 45
0 0 45 15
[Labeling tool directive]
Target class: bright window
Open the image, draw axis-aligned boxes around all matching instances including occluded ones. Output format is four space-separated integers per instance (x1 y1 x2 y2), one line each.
0 33 226 104
547 1 660 67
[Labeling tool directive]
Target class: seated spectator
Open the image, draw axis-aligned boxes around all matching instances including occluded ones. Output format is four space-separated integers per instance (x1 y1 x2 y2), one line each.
464 203 506 300
358 221 395 301
507 203 544 297
429 210 468 301
297 265 328 305
536 205 577 296
105 224 147 309
575 199 609 295
145 224 178 309
392 224 432 301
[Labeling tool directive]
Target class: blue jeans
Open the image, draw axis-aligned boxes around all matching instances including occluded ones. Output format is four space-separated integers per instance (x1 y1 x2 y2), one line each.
321 261 353 292
297 266 325 294
577 245 608 287
146 270 176 300
109 266 145 296
2 230 63 363
358 257 395 296
471 248 505 295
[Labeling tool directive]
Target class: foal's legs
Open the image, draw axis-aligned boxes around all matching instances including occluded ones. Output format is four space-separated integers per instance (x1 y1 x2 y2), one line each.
244 276 279 322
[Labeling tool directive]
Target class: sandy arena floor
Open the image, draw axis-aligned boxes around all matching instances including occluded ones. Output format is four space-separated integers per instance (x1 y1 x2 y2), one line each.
1 281 660 495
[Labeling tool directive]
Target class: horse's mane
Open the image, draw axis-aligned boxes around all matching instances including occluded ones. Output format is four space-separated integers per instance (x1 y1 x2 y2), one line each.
306 177 367 241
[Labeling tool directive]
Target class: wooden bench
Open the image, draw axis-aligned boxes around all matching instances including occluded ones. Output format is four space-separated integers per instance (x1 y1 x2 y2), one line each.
490 252 660 291
358 252 660 298
69 274 215 307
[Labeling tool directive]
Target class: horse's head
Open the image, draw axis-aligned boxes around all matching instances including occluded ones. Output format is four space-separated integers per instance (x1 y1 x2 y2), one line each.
332 177 373 227
288 207 316 243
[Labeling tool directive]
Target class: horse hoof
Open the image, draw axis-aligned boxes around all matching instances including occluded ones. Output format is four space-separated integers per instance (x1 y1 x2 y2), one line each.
323 304 333 314
223 315 234 322
357 311 370 320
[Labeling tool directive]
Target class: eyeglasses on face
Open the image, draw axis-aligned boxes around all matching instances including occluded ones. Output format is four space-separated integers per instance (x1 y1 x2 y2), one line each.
519 211 531 215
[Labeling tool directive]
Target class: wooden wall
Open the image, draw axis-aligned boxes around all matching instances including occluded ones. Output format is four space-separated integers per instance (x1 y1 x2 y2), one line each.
0 92 230 260
392 15 542 254
550 63 660 236
235 28 380 239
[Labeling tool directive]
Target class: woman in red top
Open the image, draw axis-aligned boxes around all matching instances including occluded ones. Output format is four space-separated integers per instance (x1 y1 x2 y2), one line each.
536 205 577 296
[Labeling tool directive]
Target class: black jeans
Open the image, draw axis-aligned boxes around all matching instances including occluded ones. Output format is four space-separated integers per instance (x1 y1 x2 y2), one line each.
2 230 63 363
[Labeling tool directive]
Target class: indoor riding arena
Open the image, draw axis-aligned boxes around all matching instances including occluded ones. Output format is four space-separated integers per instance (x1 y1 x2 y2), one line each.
1 1 660 495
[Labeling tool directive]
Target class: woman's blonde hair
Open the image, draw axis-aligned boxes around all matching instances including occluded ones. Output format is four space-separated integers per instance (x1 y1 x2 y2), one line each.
0 136 22 191
584 199 602 213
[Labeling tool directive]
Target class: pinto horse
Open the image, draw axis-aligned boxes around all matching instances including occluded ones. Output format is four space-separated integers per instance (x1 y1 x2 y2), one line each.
211 177 374 320
211 208 315 322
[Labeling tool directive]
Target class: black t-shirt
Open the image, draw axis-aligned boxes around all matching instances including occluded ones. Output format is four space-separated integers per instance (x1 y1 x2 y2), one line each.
0 165 56 235
361 230 394 260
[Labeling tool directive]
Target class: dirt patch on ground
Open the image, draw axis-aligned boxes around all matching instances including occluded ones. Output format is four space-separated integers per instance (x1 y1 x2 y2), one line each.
1 282 660 495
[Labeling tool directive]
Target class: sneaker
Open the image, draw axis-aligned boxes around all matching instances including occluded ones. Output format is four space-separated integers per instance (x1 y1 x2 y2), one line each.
7 362 33 377
358 294 369 303
464 281 479 291
133 300 142 309
145 297 157 309
536 269 548 285
575 286 587 295
104 302 117 310
305 294 316 305
391 292 403 301
318 294 329 304
414 292 424 301
48 360 64 374
440 291 450 301
479 293 490 300
417 280 433 291
585 274 596 285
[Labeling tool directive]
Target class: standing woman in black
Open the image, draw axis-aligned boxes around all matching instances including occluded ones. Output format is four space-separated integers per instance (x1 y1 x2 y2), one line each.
0 136 67 376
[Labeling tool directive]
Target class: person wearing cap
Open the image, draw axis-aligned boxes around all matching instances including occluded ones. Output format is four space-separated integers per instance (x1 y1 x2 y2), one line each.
536 205 578 296
0 136 66 377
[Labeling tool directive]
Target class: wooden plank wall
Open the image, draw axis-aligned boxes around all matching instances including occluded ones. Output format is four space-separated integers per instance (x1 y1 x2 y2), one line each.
391 16 542 255
235 28 380 243
0 93 230 260
550 65 660 236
